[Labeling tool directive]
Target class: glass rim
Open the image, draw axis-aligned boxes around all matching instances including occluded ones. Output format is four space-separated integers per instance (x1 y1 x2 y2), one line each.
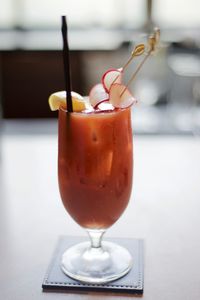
58 105 131 115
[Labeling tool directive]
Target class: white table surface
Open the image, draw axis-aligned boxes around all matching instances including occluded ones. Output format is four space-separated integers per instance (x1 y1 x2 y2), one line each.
0 120 200 300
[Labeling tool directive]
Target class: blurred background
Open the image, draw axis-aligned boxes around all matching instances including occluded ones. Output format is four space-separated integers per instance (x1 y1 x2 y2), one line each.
0 0 200 135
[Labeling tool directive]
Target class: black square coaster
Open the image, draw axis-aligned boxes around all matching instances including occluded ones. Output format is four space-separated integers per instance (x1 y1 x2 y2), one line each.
42 236 144 295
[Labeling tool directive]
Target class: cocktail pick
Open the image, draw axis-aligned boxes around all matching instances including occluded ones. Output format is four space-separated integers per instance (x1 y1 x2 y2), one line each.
124 44 146 69
120 28 160 97
110 44 145 86
61 16 73 112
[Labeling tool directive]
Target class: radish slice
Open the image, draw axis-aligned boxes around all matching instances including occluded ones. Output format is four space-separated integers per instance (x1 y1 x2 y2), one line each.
102 68 122 92
109 83 137 108
96 101 115 112
93 99 107 109
89 83 109 107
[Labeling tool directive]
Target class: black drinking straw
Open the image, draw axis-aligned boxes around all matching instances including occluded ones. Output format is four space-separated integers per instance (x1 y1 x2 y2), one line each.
61 16 73 112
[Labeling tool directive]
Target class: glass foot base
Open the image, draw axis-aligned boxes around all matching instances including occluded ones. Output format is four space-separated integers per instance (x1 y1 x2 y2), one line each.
61 241 133 284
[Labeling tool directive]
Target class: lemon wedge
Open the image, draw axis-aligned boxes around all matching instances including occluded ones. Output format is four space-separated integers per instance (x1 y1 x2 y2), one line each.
48 91 87 112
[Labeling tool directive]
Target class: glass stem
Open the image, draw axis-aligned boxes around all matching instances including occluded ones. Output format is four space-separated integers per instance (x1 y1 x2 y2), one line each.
86 229 106 249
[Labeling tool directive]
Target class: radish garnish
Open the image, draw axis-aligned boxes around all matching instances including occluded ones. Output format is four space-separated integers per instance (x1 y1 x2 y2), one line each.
89 83 109 107
109 83 137 108
96 101 115 112
102 69 122 93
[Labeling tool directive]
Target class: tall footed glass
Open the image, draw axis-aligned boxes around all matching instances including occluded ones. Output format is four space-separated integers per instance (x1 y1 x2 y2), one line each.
58 106 133 283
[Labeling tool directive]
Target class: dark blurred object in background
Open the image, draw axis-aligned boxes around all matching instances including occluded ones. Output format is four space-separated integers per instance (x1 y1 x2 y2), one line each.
0 50 83 118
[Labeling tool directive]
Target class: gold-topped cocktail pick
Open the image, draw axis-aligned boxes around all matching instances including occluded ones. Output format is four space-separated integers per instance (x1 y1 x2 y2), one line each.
110 43 145 86
120 27 160 97
146 27 160 54
123 44 146 69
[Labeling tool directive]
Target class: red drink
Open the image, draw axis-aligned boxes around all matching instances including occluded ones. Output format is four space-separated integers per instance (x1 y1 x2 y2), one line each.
58 107 133 229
